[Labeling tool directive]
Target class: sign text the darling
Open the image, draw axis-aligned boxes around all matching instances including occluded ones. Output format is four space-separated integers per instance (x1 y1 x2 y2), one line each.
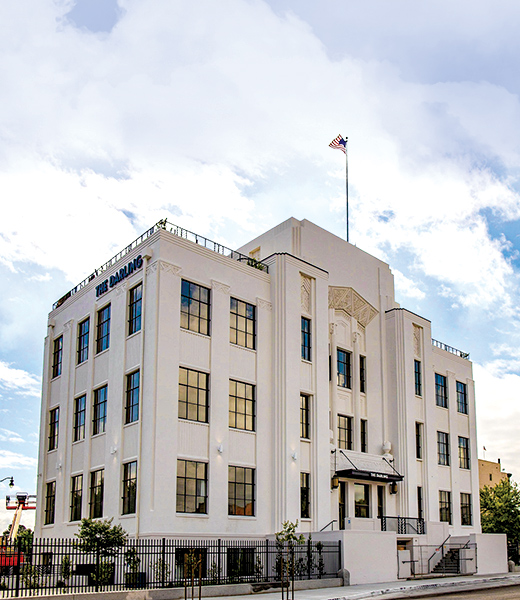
95 255 143 298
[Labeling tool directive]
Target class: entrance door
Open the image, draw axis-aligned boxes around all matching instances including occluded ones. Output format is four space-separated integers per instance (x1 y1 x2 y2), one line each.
339 482 346 529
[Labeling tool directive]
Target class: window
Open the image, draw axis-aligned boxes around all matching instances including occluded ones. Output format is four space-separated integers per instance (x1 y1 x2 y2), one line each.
229 380 255 431
70 475 83 522
415 422 423 459
176 459 207 514
73 395 86 442
230 298 255 349
125 370 140 424
360 419 368 453
360 356 366 393
437 431 450 466
179 367 209 423
301 317 311 361
175 549 208 579
300 394 310 439
228 466 255 516
48 407 59 451
337 349 351 388
52 336 63 378
439 490 452 524
122 461 137 515
414 360 422 396
417 486 424 520
44 481 56 525
89 469 104 518
435 373 448 408
338 415 353 450
377 485 385 519
93 385 107 436
96 304 111 353
227 548 255 577
458 436 470 469
354 483 370 518
457 381 468 414
181 280 210 335
77 318 89 364
128 284 142 335
461 493 472 526
300 472 310 519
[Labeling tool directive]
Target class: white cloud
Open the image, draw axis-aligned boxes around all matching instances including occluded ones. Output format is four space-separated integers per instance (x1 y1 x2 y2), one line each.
0 429 24 443
392 268 426 300
0 450 38 470
0 362 41 398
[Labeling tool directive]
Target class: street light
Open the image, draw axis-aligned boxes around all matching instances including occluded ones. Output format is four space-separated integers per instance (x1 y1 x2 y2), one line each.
0 477 14 488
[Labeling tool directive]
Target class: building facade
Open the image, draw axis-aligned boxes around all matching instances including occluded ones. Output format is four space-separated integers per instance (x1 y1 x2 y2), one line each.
478 459 511 489
35 217 506 582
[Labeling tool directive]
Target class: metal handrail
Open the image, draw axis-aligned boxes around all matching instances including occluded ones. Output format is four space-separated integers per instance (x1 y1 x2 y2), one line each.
320 520 337 532
53 219 269 310
432 339 470 360
427 534 451 573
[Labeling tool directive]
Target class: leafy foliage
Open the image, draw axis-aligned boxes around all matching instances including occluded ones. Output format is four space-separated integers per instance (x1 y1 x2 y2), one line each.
75 518 128 558
2 524 33 551
480 479 520 543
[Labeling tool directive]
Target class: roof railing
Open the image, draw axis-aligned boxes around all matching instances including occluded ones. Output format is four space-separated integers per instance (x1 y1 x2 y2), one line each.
53 219 268 310
431 338 470 360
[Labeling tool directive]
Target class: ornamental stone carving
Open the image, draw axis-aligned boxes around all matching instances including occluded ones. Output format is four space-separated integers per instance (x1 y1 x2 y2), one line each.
257 298 272 311
159 261 182 277
301 274 312 313
115 282 127 297
328 287 378 327
146 262 158 275
63 319 74 331
211 280 231 295
413 324 422 357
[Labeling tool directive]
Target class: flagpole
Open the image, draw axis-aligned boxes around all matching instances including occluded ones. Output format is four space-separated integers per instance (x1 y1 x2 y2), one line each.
345 137 349 243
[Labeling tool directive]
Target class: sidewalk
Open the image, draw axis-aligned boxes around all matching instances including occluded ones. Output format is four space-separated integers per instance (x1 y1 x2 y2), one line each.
203 573 520 600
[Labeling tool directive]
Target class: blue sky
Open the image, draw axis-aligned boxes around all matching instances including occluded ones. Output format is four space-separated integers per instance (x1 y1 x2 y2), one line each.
2 0 520 530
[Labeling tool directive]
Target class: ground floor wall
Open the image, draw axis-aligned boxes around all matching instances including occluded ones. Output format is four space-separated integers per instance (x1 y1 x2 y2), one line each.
471 533 508 575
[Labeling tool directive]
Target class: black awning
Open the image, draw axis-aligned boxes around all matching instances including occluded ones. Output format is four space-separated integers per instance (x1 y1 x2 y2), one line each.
335 468 404 483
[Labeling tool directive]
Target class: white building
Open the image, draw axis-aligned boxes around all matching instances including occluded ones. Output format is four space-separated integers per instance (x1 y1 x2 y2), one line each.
35 217 507 583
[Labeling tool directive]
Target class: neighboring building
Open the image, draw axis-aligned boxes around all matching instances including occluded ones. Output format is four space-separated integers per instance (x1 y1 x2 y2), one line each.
35 217 507 583
479 459 511 489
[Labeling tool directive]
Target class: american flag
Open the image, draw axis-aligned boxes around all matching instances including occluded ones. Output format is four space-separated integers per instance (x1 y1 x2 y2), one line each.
329 134 347 153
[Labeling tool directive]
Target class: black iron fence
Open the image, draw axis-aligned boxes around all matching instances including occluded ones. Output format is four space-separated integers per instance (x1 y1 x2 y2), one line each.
0 537 341 596
379 516 425 535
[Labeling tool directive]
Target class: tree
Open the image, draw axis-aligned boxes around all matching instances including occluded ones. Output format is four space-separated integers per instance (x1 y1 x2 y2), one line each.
75 518 128 557
2 525 33 552
480 479 520 545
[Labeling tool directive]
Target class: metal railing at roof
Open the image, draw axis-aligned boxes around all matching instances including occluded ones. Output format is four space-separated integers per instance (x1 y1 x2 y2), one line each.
431 338 470 360
53 219 268 310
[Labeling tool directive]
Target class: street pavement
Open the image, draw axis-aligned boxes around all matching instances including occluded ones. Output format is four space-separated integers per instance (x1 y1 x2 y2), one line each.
202 573 520 600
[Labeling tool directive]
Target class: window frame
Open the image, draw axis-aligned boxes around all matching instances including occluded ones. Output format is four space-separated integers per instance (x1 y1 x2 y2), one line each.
122 461 137 515
360 419 368 453
415 422 423 460
229 380 255 432
176 459 208 514
73 395 86 442
48 407 59 452
435 373 448 408
77 318 89 364
354 483 370 518
125 370 140 424
92 385 108 436
178 367 209 423
458 436 470 470
439 490 452 524
70 474 83 522
300 472 310 519
230 298 256 350
414 360 422 396
300 394 310 440
461 493 472 526
180 279 211 336
457 381 468 414
52 336 63 379
228 465 255 516
96 304 111 354
337 349 352 389
338 414 353 450
128 283 143 336
44 481 56 525
360 356 366 394
89 469 104 519
301 317 311 361
437 431 450 466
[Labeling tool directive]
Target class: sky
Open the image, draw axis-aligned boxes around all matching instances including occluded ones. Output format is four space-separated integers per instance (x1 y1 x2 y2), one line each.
1 0 520 532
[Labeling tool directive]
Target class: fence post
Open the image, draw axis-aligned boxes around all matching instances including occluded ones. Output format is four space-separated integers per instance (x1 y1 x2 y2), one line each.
14 539 21 597
217 539 221 585
162 538 166 588
95 540 100 592
338 540 342 575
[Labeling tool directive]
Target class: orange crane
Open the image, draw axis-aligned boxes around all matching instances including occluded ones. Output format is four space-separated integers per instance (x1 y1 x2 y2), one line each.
5 493 36 543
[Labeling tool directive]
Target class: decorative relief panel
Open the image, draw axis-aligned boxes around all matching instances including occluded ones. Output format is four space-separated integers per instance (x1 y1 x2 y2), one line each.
115 282 127 297
301 274 312 314
328 287 378 327
257 298 272 311
64 319 74 331
159 261 182 277
335 319 351 349
413 324 422 357
146 262 158 275
211 280 230 295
